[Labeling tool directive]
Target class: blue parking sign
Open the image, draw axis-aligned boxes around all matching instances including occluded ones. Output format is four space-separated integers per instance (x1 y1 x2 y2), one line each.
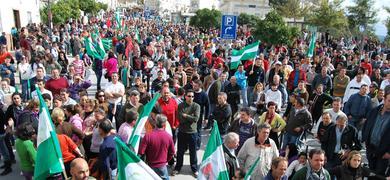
220 15 237 40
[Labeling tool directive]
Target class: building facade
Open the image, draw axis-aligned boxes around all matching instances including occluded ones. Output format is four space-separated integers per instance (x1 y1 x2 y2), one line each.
0 0 41 33
219 0 271 18
189 0 220 12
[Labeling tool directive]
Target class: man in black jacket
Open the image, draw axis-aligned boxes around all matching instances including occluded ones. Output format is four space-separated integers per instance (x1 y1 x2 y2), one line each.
223 132 240 179
209 92 232 136
246 58 265 105
362 89 390 177
321 114 361 168
224 76 241 117
193 79 209 150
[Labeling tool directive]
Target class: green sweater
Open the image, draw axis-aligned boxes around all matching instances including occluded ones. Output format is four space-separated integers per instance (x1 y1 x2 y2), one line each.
177 102 200 134
292 166 331 180
15 138 36 172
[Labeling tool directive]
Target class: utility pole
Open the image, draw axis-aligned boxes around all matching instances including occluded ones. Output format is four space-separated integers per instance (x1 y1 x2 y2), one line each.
47 0 53 37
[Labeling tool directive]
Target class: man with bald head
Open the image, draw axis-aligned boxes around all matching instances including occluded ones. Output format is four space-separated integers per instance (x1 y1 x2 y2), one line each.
70 158 95 180
158 86 179 142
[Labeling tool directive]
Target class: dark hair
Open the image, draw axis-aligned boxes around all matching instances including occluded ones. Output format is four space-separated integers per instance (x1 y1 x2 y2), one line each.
60 88 70 94
298 152 308 158
65 104 82 115
42 93 52 101
11 92 22 100
211 71 218 80
16 123 36 140
240 107 251 116
295 97 305 107
99 119 113 134
177 87 185 96
95 90 105 99
125 110 139 124
36 79 45 84
309 149 325 159
267 101 277 108
108 51 115 59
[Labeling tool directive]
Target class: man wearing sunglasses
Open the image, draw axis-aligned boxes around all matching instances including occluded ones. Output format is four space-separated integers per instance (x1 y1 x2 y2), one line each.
173 89 200 177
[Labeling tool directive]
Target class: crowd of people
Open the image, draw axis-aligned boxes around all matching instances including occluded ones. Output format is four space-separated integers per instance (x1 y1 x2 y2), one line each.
0 8 389 180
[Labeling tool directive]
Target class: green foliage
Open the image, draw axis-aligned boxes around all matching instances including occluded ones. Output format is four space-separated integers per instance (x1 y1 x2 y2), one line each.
347 0 377 34
253 11 299 46
238 13 260 27
189 9 222 30
40 0 108 25
274 0 308 23
306 0 349 37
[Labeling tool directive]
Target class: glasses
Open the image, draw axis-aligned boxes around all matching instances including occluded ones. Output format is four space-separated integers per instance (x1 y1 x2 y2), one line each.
98 95 105 97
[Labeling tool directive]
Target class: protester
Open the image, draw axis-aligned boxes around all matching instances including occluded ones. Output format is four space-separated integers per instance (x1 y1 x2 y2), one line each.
223 132 240 179
15 123 36 180
228 107 258 153
264 157 288 180
139 114 175 180
291 149 331 180
237 123 279 179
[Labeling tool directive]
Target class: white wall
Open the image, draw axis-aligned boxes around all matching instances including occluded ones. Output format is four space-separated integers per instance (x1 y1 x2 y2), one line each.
0 0 41 33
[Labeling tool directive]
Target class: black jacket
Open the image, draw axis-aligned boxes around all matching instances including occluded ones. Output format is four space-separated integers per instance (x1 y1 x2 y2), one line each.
245 65 265 87
309 93 333 121
329 164 387 180
223 144 239 179
321 124 362 160
362 104 390 157
224 83 241 106
210 103 232 135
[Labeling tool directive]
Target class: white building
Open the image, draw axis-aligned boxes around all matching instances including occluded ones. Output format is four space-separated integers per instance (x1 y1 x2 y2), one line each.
189 0 220 12
219 0 271 18
0 0 41 33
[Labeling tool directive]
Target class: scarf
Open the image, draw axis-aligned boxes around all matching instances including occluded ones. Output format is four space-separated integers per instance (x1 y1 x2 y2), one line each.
266 112 275 125
306 165 327 180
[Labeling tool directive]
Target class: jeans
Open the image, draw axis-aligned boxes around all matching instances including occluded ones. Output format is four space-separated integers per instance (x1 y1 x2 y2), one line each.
108 103 122 130
282 132 299 150
206 103 216 128
247 86 254 106
152 166 169 180
175 132 198 172
367 147 390 176
196 117 203 150
0 134 10 161
21 79 29 101
241 87 248 107
96 72 102 90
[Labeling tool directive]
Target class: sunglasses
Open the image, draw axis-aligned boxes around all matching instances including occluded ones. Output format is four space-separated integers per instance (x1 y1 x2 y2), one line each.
98 95 105 97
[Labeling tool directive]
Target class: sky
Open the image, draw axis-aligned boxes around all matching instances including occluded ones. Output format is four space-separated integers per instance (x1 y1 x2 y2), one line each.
342 0 389 37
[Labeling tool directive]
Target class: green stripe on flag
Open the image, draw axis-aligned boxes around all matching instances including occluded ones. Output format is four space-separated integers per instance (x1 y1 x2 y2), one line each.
244 157 260 180
307 31 316 58
128 93 160 153
115 137 161 180
34 86 64 180
198 121 229 180
230 41 260 69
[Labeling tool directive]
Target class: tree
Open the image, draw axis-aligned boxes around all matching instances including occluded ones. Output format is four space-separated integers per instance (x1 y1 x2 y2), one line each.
189 9 222 30
306 0 349 37
253 11 299 46
347 0 377 34
274 0 308 25
238 13 260 27
40 0 107 25
384 7 390 46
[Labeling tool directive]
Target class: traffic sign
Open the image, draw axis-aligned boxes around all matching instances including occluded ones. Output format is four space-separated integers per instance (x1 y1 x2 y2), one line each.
220 15 237 40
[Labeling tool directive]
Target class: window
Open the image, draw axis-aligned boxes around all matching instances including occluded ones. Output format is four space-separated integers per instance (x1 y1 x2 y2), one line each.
249 5 256 8
27 11 32 24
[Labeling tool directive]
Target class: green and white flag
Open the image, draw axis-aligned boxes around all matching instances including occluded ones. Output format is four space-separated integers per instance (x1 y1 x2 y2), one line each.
230 41 260 69
198 121 229 180
34 87 64 180
128 93 160 153
307 30 317 58
116 11 122 30
115 138 161 180
135 26 141 43
244 157 260 180
96 37 107 59
84 37 105 60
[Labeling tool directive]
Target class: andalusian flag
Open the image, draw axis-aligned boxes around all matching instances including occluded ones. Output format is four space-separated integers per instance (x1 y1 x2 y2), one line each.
102 38 113 51
307 31 317 58
115 138 161 180
116 11 122 30
84 37 105 60
96 37 107 59
128 93 160 153
230 41 260 69
34 87 64 179
244 157 260 180
135 26 141 43
198 121 229 180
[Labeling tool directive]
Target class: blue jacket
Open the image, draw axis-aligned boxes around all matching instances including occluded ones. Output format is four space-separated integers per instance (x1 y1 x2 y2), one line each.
234 70 247 89
0 63 16 80
99 135 117 178
344 93 371 118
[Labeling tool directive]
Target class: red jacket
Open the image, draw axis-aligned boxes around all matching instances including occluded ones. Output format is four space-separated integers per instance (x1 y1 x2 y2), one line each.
158 98 179 129
287 69 306 91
